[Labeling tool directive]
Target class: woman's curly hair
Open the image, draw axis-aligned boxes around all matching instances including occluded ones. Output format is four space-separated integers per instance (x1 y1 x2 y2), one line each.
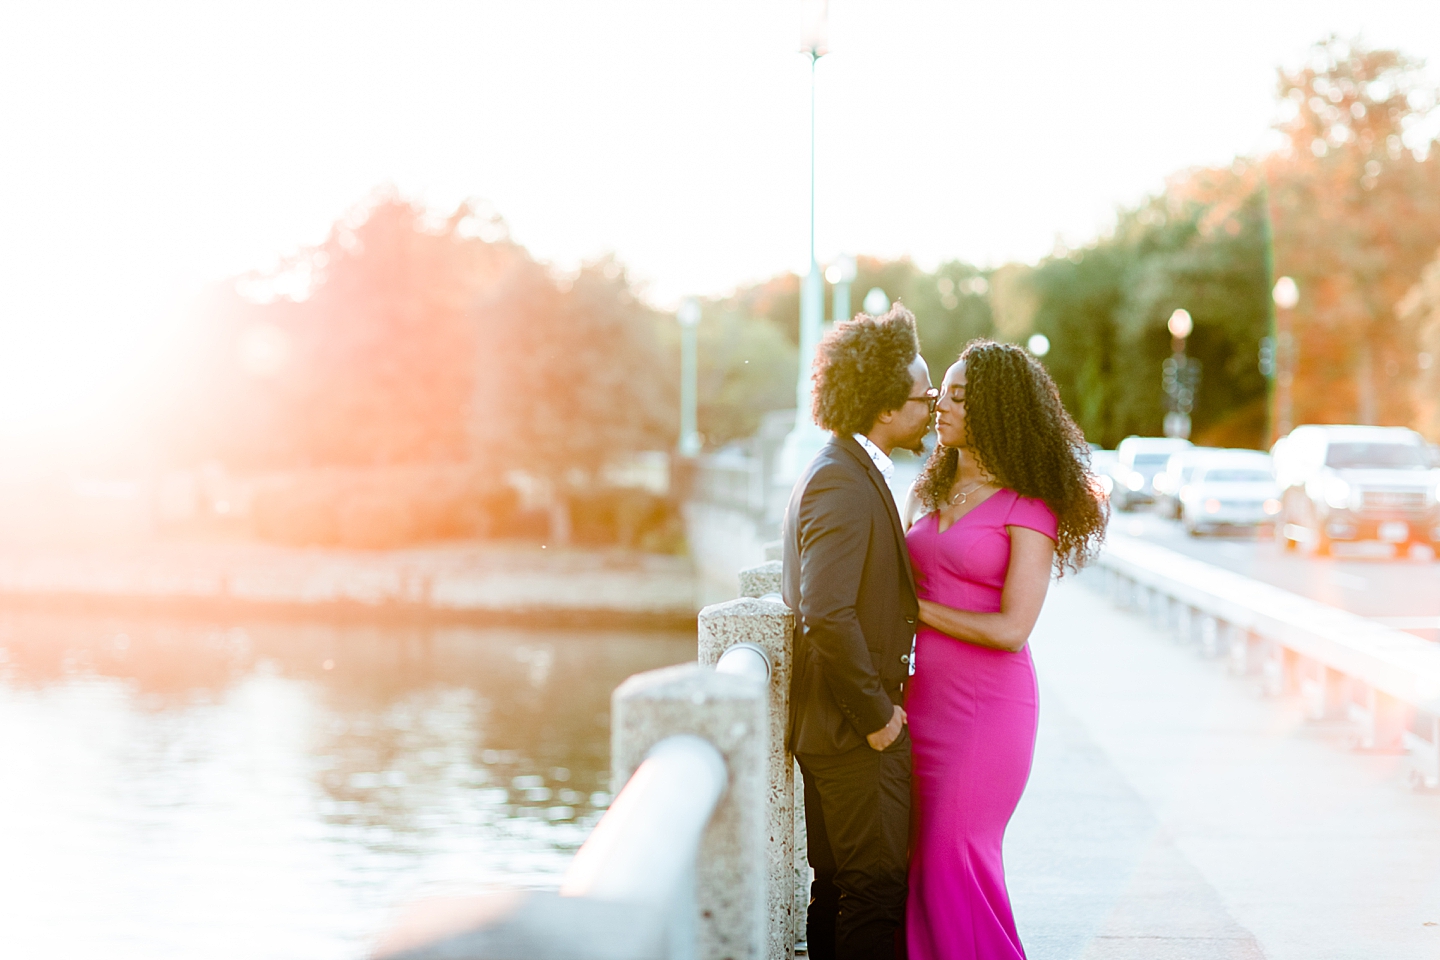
812 304 919 436
915 339 1107 575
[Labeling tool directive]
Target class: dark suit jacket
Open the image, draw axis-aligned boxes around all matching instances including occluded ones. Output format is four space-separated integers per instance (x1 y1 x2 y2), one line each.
783 434 919 756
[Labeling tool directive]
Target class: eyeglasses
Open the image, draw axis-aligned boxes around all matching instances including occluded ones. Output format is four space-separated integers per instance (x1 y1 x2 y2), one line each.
905 388 940 414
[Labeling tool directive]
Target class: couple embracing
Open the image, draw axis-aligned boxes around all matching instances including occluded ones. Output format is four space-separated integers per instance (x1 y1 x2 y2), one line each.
782 306 1106 960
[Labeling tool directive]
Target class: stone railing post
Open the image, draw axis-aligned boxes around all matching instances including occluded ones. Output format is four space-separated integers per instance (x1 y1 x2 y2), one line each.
698 588 795 960
730 559 807 955
738 559 782 599
613 664 768 960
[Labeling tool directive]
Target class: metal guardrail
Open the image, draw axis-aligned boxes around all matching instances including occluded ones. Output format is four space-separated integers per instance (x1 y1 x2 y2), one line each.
1092 533 1440 786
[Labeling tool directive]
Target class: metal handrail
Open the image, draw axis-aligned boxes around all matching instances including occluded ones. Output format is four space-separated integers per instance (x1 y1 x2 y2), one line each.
560 735 728 960
716 642 772 684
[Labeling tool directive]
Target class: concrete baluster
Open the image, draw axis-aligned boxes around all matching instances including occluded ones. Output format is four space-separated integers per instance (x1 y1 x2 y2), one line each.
1172 603 1190 644
732 559 806 952
1347 683 1411 753
1148 588 1166 629
612 664 769 960
739 561 783 600
1298 660 1348 721
1229 628 1262 676
698 588 795 960
1262 641 1296 697
1198 615 1221 659
1404 712 1440 790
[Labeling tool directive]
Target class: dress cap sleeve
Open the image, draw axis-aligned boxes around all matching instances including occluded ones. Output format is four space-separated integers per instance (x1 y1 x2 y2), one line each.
1006 492 1058 542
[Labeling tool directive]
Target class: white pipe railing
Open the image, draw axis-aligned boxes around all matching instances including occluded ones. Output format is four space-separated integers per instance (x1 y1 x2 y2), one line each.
717 643 773 684
1092 531 1440 786
561 736 728 960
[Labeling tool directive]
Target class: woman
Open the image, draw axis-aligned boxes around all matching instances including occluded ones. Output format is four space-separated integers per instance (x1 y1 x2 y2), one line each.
902 340 1107 960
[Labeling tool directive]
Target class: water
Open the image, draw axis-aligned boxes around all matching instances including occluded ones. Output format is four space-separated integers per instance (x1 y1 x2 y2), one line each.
0 612 694 959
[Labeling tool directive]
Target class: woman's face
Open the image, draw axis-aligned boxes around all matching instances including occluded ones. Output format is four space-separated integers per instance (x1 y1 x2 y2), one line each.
935 360 968 448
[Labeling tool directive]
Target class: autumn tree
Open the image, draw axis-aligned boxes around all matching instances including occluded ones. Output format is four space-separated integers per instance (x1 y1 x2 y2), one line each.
1398 249 1440 440
1265 37 1440 427
168 196 673 482
469 256 672 478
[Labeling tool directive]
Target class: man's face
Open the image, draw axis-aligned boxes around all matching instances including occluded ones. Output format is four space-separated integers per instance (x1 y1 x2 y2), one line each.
891 356 934 454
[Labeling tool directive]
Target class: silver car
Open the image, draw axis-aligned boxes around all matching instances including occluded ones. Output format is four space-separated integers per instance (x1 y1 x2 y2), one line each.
1112 437 1193 511
1153 447 1220 520
1179 454 1281 536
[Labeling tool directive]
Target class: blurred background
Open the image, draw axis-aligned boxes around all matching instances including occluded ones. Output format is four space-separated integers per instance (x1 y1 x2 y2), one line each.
1 2 1437 548
3 2 1440 957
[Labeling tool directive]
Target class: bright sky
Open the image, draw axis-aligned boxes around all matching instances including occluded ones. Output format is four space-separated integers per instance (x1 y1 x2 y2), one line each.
2 1 1439 442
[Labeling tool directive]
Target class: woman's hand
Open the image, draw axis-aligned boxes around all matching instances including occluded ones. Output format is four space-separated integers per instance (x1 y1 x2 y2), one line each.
912 527 1056 652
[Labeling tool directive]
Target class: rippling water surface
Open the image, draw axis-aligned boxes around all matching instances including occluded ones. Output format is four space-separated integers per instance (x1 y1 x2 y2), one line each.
0 613 694 959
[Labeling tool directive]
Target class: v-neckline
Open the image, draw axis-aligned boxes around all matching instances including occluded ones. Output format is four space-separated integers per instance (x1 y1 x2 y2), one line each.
935 487 1008 535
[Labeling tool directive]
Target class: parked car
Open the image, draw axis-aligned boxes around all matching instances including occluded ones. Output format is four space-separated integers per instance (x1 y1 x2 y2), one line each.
1089 448 1118 501
1273 425 1440 556
1177 451 1281 536
1111 437 1192 511
1152 447 1221 520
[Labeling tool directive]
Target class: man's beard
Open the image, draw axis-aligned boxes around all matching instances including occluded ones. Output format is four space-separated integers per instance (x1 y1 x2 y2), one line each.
897 426 930 455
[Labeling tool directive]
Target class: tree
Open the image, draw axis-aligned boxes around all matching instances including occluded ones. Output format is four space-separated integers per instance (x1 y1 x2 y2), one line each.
469 256 672 478
1397 249 1440 440
1265 37 1440 427
1026 169 1272 449
165 195 520 471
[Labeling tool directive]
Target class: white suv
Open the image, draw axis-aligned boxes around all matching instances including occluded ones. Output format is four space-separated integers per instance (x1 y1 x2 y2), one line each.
1273 425 1440 556
1111 436 1193 512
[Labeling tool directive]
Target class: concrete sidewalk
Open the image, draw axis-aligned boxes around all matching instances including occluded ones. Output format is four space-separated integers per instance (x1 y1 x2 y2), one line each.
1007 575 1440 959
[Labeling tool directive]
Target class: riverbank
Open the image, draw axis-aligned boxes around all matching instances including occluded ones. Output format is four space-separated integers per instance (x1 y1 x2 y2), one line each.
0 540 699 630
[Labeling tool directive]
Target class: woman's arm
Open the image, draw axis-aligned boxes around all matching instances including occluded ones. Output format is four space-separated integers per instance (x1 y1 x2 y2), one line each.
916 526 1056 652
900 480 923 532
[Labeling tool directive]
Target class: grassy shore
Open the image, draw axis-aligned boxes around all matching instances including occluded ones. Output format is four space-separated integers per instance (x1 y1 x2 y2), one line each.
0 539 699 630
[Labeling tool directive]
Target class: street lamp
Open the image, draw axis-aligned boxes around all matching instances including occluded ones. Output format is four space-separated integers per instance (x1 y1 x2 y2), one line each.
1271 276 1298 439
826 254 856 324
777 0 831 481
862 287 890 316
1162 308 1199 439
677 297 702 457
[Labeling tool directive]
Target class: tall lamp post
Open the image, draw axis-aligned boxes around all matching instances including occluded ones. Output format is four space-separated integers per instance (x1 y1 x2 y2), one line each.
677 297 702 457
1270 276 1299 440
826 254 856 324
1163 308 1199 439
777 1 831 480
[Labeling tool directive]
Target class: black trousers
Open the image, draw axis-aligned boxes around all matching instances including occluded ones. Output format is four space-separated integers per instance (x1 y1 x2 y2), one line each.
797 727 911 960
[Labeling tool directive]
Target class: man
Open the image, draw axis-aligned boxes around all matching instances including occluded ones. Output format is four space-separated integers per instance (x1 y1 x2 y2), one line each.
783 305 934 960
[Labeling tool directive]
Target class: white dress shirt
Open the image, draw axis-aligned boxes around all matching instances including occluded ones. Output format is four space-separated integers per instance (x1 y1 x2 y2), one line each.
853 433 915 674
851 433 895 484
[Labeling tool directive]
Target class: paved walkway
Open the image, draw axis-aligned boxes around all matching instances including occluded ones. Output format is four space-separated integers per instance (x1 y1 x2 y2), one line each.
1007 575 1440 959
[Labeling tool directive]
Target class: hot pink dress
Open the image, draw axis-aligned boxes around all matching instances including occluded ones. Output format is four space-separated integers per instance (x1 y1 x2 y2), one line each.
904 488 1057 960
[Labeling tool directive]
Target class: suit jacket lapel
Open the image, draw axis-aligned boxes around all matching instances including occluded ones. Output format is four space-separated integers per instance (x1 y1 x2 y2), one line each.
835 435 918 600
